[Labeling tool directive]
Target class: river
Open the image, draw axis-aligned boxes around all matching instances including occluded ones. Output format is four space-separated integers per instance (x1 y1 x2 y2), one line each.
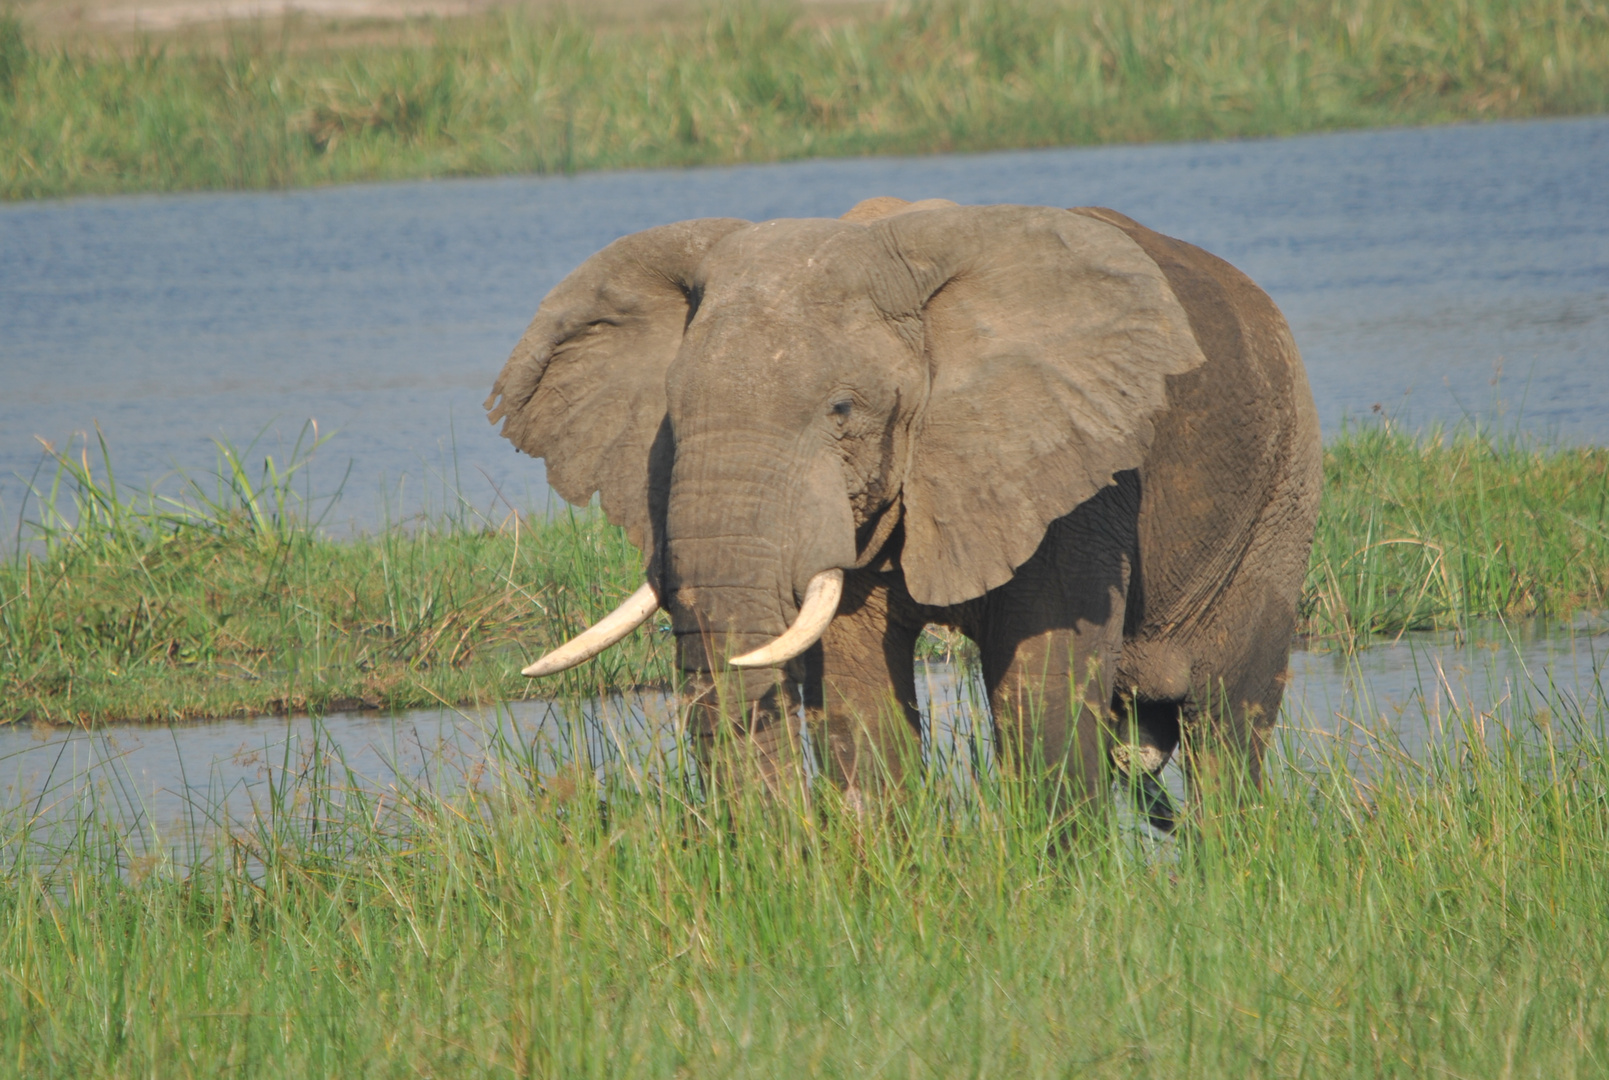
4 116 1606 532
3 618 1606 853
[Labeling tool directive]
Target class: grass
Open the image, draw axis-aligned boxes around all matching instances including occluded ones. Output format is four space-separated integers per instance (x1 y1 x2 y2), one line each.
1 661 1607 1076
3 420 1608 726
1306 421 1609 639
2 421 1607 1074
1 431 669 725
1 0 1607 200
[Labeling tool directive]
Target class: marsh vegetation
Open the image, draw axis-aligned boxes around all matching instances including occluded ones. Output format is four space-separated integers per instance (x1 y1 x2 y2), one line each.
2 428 1606 1074
2 0 1606 199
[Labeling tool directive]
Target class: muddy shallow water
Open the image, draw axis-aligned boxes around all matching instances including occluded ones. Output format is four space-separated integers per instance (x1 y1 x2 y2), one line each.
4 622 1605 856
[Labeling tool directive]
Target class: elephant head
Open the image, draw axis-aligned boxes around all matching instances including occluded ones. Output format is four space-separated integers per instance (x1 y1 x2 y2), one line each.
486 201 1207 708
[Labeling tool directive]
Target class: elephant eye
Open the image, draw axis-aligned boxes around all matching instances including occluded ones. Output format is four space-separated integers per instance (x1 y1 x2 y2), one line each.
830 399 853 420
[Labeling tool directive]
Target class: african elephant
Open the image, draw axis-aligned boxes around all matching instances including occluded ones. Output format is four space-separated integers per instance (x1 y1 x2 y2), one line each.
486 197 1322 821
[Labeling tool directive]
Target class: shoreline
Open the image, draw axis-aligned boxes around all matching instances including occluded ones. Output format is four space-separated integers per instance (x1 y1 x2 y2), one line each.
3 0 1606 201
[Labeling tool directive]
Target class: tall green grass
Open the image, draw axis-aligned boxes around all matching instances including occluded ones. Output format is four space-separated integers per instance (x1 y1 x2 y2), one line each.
4 422 1609 1073
2 0 1606 199
3 422 1607 725
2 678 1607 1076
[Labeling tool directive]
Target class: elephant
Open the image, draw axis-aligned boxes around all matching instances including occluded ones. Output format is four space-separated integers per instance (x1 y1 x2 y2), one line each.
486 196 1322 823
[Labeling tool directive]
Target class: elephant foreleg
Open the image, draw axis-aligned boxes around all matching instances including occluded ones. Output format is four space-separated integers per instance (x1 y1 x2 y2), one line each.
980 481 1137 819
803 569 924 800
683 670 808 801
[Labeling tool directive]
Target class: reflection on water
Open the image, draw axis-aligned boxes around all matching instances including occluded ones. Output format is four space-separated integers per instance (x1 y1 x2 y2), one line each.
3 623 1606 860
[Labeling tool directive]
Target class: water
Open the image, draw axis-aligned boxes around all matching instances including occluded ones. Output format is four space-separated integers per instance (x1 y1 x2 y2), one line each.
4 117 1606 533
4 624 1606 859
0 687 690 864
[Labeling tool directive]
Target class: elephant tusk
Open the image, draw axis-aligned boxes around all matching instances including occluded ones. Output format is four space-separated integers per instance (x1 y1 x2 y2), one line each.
522 582 660 677
728 569 844 669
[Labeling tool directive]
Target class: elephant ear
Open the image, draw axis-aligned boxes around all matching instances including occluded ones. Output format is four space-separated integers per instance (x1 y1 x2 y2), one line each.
875 205 1208 607
485 218 750 554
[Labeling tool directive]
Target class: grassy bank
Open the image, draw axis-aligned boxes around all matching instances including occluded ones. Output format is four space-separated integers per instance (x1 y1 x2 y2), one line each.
3 423 1609 726
2 683 1608 1075
2 0 1607 200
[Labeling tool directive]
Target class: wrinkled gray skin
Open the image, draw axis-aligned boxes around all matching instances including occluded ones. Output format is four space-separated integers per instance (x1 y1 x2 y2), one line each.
487 197 1322 814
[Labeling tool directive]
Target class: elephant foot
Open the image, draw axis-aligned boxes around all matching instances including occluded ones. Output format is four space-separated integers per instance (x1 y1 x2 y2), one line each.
1110 738 1171 776
1132 770 1178 833
1110 737 1177 833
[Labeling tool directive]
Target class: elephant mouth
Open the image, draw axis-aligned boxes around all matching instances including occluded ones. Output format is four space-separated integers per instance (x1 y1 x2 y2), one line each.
518 569 845 678
726 569 843 667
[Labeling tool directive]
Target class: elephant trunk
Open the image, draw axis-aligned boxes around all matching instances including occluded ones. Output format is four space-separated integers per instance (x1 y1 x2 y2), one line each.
661 434 857 710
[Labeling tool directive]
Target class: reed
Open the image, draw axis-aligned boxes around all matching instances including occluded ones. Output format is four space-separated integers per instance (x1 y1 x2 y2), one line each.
1 663 1606 1076
3 421 1607 725
2 0 1606 200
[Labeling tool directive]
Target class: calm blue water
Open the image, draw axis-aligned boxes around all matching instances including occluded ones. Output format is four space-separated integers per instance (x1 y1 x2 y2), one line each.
4 117 1607 535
